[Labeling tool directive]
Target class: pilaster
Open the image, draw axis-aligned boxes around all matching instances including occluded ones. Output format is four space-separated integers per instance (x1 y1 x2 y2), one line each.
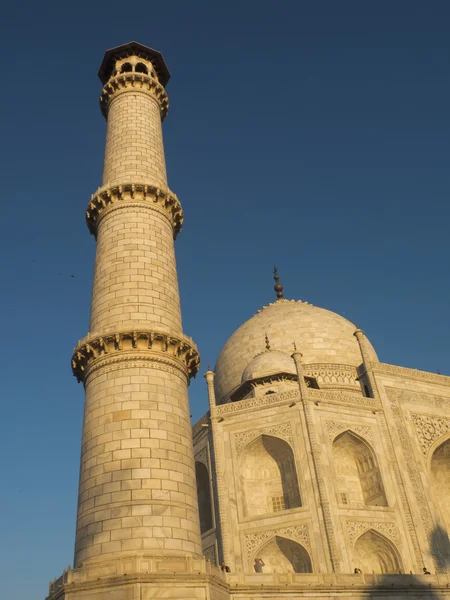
291 350 341 572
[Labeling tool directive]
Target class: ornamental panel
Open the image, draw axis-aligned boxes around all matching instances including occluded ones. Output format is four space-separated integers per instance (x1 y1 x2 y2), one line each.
346 521 399 546
244 524 310 560
411 414 450 457
325 420 374 444
234 422 293 454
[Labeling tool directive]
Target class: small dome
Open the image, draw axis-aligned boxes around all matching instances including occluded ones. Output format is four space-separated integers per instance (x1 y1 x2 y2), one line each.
242 350 297 383
214 298 377 402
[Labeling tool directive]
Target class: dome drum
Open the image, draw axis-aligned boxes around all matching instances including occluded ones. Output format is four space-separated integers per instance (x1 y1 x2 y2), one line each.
227 371 319 404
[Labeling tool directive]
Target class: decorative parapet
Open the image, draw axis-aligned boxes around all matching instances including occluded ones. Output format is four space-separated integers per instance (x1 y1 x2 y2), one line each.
71 329 199 382
303 363 360 391
374 362 450 386
99 72 169 118
86 183 183 238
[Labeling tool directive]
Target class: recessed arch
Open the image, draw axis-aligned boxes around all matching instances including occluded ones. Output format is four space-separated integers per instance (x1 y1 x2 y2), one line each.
354 529 401 574
332 430 387 507
240 435 301 517
195 461 213 534
254 536 312 573
430 436 450 535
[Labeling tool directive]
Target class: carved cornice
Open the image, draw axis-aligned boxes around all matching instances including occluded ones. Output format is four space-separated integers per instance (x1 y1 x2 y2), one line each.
86 183 183 238
100 72 169 118
308 388 380 410
72 329 199 383
84 355 186 381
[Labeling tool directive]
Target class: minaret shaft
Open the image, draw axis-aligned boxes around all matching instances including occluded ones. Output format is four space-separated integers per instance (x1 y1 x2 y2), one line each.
89 203 183 334
102 91 168 188
72 44 201 568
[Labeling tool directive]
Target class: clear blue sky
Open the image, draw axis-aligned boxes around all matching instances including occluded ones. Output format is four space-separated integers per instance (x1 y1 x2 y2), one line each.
1 1 449 598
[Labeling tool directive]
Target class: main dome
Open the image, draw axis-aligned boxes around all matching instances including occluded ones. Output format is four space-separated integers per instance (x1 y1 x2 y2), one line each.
214 298 377 401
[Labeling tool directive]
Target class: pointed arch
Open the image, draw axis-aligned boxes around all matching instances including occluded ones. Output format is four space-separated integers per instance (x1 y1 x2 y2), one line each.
354 529 401 574
332 430 387 507
195 461 213 534
253 536 312 573
240 435 301 517
430 436 450 535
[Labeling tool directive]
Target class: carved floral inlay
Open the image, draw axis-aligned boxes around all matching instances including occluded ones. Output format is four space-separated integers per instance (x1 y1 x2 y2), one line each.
411 414 450 457
86 183 183 238
245 525 310 560
325 421 373 443
346 521 399 545
72 329 199 382
100 72 169 118
234 423 293 454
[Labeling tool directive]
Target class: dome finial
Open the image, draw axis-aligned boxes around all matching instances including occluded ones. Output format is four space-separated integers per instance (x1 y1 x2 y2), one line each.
273 266 284 300
265 333 271 351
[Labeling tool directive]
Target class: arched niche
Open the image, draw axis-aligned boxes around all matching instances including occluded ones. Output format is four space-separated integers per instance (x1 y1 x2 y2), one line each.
240 435 301 517
430 436 450 535
256 536 312 573
354 529 401 574
332 431 387 507
195 461 213 534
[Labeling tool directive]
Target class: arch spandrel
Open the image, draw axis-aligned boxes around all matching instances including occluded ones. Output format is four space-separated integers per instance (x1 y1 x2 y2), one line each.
353 529 402 574
249 535 313 573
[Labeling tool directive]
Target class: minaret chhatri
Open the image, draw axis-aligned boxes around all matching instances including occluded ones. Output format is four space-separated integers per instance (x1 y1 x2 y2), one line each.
71 42 202 566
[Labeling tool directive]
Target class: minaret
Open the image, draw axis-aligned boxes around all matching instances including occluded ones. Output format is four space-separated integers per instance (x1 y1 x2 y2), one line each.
71 42 202 566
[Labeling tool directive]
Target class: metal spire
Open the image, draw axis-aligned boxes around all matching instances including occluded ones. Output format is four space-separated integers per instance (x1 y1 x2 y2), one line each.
273 266 284 300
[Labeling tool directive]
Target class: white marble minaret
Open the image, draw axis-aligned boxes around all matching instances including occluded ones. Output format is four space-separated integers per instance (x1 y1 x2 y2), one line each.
71 41 202 566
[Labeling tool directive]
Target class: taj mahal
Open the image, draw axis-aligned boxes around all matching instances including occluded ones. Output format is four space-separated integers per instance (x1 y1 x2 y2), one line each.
45 42 450 599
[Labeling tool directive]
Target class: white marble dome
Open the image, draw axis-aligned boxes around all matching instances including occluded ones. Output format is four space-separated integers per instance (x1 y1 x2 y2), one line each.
214 298 377 401
241 350 297 383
